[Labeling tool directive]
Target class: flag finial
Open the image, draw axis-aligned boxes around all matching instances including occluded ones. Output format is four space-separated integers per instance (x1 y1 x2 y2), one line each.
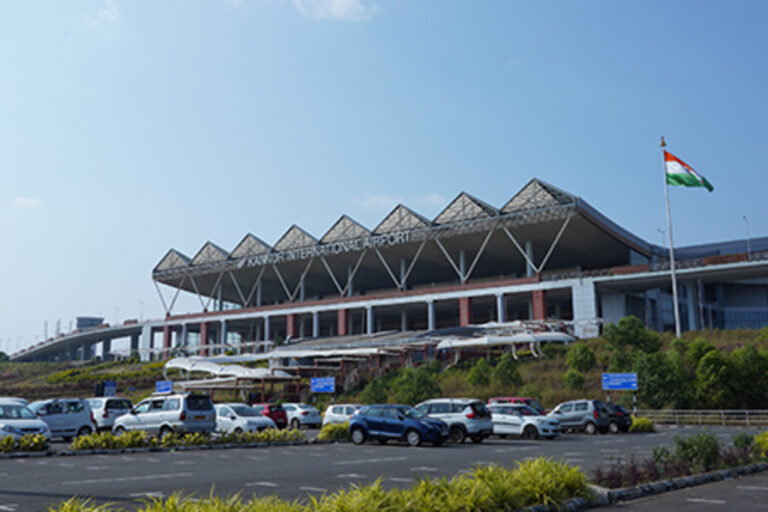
660 136 667 148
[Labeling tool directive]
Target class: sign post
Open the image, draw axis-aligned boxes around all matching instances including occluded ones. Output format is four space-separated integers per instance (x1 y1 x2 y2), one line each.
601 373 638 412
310 377 335 394
155 380 173 394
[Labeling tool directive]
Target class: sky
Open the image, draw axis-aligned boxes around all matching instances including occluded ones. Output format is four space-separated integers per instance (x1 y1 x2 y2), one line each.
1 0 767 353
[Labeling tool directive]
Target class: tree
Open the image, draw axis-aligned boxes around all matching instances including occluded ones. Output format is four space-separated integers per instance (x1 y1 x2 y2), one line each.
0 351 8 362
633 351 687 409
686 338 715 369
566 343 597 372
603 316 662 353
563 369 584 389
467 358 492 388
493 353 522 387
731 344 768 409
695 350 737 409
392 366 441 404
360 378 388 404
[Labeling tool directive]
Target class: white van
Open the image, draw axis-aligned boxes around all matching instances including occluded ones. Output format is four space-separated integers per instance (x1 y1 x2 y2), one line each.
28 398 94 441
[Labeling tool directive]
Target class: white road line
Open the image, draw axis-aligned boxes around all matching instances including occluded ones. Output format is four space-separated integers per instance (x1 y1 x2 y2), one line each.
248 456 267 461
737 485 768 491
0 504 17 511
409 466 438 472
62 473 193 485
85 466 109 471
686 498 726 504
128 492 164 498
299 486 327 493
174 461 195 465
387 477 414 483
335 456 408 466
337 473 365 478
563 452 585 456
246 481 278 488
493 446 534 453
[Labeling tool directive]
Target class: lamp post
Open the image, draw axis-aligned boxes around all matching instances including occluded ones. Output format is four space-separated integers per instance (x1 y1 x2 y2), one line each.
743 216 751 260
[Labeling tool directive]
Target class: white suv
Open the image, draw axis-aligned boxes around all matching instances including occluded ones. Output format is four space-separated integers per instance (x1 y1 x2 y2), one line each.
113 393 215 437
415 398 493 444
29 398 95 441
488 403 561 440
87 397 133 432
322 404 361 427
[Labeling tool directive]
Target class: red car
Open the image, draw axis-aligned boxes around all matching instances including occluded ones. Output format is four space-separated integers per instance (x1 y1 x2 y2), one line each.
487 397 546 415
251 403 287 428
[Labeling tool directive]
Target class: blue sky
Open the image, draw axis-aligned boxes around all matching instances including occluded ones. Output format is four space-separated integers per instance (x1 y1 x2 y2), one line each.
1 0 766 352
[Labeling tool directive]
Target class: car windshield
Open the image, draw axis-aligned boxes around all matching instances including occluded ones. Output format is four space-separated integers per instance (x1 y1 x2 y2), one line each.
400 407 426 419
186 397 213 411
0 404 36 419
526 399 545 413
28 402 45 413
231 405 262 417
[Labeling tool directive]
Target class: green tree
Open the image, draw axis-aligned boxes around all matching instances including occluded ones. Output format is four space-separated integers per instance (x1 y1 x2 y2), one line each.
603 316 662 352
359 378 388 404
492 353 522 387
695 350 737 408
563 369 584 389
0 351 8 362
392 366 441 404
633 351 687 409
467 358 492 388
731 344 768 409
566 343 597 372
686 338 715 368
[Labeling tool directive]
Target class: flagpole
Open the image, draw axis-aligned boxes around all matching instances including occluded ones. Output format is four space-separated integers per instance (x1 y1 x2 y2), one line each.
661 136 682 338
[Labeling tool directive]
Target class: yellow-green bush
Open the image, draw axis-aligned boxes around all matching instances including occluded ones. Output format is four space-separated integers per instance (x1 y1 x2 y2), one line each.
0 435 15 453
629 416 656 433
70 428 305 451
317 422 349 441
755 431 768 458
0 434 49 453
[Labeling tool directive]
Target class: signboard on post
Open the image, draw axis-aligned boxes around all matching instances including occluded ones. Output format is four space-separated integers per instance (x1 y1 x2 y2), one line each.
601 373 638 391
103 381 117 397
311 377 335 393
155 380 173 394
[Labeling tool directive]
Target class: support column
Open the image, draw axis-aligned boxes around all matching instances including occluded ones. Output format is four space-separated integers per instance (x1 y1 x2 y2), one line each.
220 320 228 352
256 281 263 307
264 316 270 341
496 294 506 323
199 322 209 356
400 310 408 332
82 343 92 361
130 334 140 355
525 241 535 278
162 324 172 359
217 283 224 311
299 316 306 338
400 259 407 290
686 282 698 331
102 339 112 360
286 313 296 339
459 250 467 283
346 266 354 297
337 309 348 336
299 281 306 302
181 324 188 347
459 297 472 326
312 311 319 338
366 306 374 335
427 301 436 331
532 290 547 320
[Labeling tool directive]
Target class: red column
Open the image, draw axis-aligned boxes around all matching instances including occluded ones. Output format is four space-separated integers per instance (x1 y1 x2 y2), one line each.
286 313 296 338
532 290 547 320
337 309 348 336
199 322 209 356
162 325 171 360
459 297 472 326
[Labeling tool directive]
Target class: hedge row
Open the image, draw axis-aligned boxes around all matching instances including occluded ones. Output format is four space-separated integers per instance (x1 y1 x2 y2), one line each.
70 428 305 451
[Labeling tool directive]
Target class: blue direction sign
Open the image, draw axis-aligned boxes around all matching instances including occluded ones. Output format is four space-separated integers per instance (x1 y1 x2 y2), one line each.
601 372 638 391
311 377 336 393
103 381 117 397
155 380 173 394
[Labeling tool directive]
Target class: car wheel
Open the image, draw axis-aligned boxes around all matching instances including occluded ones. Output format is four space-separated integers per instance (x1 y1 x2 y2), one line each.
406 430 422 447
351 428 366 445
498 434 507 439
432 440 444 447
584 422 597 435
469 435 483 444
523 426 539 440
234 427 244 434
377 438 388 445
449 426 466 444
159 426 173 439
608 421 619 434
77 426 92 437
291 419 301 430
114 426 126 435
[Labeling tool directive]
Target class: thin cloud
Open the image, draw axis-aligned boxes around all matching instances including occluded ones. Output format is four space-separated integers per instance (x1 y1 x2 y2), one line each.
352 194 404 210
415 193 448 208
83 0 120 26
291 0 377 22
14 197 42 208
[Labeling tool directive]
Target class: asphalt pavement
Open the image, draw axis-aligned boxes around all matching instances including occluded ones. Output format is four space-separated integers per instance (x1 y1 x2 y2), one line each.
0 426 762 511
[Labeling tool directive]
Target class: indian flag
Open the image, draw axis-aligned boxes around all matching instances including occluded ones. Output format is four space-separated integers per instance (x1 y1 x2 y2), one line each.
664 151 714 192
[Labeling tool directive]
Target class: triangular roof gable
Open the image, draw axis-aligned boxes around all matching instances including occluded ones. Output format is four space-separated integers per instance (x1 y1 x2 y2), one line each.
374 204 431 234
321 215 371 244
501 178 576 214
433 191 498 224
230 233 271 259
273 225 317 252
154 249 191 272
190 242 230 266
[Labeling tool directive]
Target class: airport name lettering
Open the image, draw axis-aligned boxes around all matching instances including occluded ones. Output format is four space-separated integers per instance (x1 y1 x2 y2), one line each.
244 231 411 267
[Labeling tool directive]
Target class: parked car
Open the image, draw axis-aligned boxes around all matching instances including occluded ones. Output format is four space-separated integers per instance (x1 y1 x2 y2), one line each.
488 403 561 440
487 397 546 415
349 404 449 447
322 403 362 427
215 403 276 433
547 399 610 435
282 403 322 429
86 397 133 432
29 398 95 441
250 403 287 429
605 403 632 433
0 398 51 441
4 397 30 406
112 393 215 437
415 398 493 444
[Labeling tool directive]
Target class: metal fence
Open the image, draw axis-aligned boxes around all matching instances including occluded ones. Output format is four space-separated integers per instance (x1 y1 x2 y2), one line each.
638 409 768 427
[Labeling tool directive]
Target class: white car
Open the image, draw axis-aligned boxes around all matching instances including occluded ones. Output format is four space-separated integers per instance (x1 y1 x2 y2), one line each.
215 403 276 434
28 398 94 440
415 398 494 444
113 393 215 437
86 397 133 431
322 403 361 427
0 398 50 441
488 403 561 440
283 403 322 429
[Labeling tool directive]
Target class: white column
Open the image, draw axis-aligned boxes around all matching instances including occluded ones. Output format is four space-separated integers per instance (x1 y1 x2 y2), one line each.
263 316 270 341
400 310 408 332
427 301 436 331
366 306 374 335
496 294 506 323
312 311 320 338
181 323 188 347
220 320 228 352
686 282 698 331
525 241 535 278
572 280 599 338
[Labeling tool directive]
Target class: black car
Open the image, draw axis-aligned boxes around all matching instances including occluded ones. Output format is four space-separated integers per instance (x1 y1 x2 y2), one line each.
605 403 632 433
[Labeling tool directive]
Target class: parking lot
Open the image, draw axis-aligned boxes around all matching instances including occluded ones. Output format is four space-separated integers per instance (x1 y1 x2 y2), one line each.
0 426 762 511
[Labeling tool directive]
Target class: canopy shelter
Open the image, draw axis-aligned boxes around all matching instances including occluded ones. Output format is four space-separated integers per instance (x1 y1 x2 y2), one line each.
435 331 574 360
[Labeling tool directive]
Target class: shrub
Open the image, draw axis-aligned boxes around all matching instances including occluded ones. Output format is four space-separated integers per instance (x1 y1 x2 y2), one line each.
492 353 522 387
754 431 768 458
392 366 441 404
629 416 656 433
733 431 754 451
673 431 720 472
566 343 596 373
0 435 15 453
563 369 584 389
360 378 388 404
467 358 492 389
317 422 349 442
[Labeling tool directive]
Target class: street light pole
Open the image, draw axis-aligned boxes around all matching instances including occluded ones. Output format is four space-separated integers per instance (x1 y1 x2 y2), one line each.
743 216 751 260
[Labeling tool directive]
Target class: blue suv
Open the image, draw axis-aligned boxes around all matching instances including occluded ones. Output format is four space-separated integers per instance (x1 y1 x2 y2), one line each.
349 404 449 447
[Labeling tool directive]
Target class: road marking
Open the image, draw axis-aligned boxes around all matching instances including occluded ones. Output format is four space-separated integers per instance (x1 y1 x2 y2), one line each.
686 498 726 504
470 461 493 466
128 492 164 498
174 461 195 465
737 485 768 491
409 466 438 472
85 466 109 471
335 456 408 466
299 486 327 493
563 452 585 457
246 481 278 488
600 448 621 453
248 456 267 461
387 477 414 483
145 458 160 463
0 504 17 511
62 473 193 485
337 473 365 478
494 446 534 453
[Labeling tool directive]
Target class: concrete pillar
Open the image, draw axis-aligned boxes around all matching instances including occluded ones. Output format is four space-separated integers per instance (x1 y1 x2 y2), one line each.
459 250 467 283
366 306 374 335
181 324 188 347
686 282 698 331
220 320 228 351
312 312 319 338
81 342 92 361
532 290 547 320
400 310 408 332
299 316 306 338
459 297 472 326
427 301 436 331
102 339 112 360
130 334 140 354
200 322 209 356
162 324 172 359
337 309 348 336
496 294 506 323
217 283 224 312
286 313 296 339
347 266 354 296
256 281 262 307
299 281 306 302
400 258 407 290
264 316 270 341
600 292 626 325
572 281 598 337
525 241 535 278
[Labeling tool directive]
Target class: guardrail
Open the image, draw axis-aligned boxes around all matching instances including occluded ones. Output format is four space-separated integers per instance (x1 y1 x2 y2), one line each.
638 409 768 427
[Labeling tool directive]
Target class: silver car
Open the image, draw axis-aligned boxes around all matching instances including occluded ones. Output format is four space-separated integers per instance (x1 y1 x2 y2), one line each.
29 398 94 441
283 403 322 429
215 403 276 433
415 398 493 444
0 398 50 441
87 397 133 432
547 399 610 435
113 393 215 437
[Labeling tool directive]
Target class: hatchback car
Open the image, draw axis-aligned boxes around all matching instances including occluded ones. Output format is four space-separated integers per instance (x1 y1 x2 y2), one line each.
488 403 561 440
322 404 361 427
349 404 449 447
547 399 610 435
113 393 215 437
605 403 632 433
87 397 133 432
29 398 95 441
215 403 276 433
282 403 322 429
487 397 546 415
415 398 493 444
0 398 50 441
251 403 287 429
